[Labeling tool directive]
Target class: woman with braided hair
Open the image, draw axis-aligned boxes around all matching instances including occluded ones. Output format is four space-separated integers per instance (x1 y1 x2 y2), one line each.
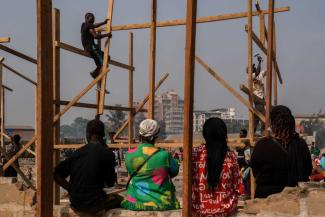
270 106 312 187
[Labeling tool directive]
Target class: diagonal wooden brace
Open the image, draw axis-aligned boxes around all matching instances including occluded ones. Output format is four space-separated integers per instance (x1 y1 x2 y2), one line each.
113 73 169 140
196 56 265 123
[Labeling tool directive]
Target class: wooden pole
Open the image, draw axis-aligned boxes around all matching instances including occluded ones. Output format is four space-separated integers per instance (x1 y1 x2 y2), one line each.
128 32 134 143
183 0 197 216
98 0 114 114
248 0 256 200
53 8 60 205
148 0 157 119
53 68 110 123
196 56 265 122
0 38 10 43
0 44 37 64
36 0 54 216
2 63 37 85
0 60 3 149
273 22 277 105
259 15 265 46
97 7 290 32
265 0 275 128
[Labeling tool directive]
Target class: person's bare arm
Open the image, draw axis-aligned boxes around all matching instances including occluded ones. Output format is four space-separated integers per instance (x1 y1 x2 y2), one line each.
53 172 69 191
89 28 112 39
91 19 109 28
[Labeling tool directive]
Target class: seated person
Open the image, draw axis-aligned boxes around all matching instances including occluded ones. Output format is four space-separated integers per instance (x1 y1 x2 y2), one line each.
192 117 243 217
54 116 122 215
121 119 180 211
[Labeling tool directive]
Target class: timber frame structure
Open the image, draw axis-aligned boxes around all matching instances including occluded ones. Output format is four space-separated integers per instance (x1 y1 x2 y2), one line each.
0 0 289 216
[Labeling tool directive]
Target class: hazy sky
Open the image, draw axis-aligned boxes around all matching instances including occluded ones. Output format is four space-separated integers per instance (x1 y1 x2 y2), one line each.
0 0 324 127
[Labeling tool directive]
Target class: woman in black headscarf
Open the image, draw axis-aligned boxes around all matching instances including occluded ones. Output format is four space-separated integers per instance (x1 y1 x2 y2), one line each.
270 106 312 186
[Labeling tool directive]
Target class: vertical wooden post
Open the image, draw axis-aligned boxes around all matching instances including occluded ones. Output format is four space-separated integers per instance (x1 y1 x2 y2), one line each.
36 0 54 216
248 0 256 199
183 0 197 216
0 60 3 149
148 0 157 119
265 0 275 128
128 32 134 144
247 0 254 145
98 0 114 114
259 15 265 46
272 22 277 106
53 8 61 205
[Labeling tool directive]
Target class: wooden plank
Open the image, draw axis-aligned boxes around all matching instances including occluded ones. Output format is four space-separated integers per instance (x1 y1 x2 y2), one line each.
53 67 110 124
113 73 169 140
57 100 142 112
55 41 134 71
183 0 197 216
128 32 134 144
148 0 157 119
0 38 10 43
54 141 249 150
2 63 37 85
53 8 61 205
36 0 54 215
0 146 36 190
240 84 265 105
259 15 266 46
0 61 3 149
244 25 282 84
3 135 36 170
248 0 256 200
3 85 13 92
97 7 289 31
273 22 277 106
265 0 275 129
98 0 115 114
196 56 266 123
0 44 37 64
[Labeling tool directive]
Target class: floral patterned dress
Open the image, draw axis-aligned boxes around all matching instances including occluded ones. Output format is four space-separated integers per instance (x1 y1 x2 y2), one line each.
192 145 242 217
121 143 180 211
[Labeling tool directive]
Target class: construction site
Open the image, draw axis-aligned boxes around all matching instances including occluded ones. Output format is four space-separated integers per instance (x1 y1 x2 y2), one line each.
0 0 325 217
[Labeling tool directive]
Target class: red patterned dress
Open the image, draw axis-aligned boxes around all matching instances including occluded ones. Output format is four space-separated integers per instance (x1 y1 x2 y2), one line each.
192 145 242 217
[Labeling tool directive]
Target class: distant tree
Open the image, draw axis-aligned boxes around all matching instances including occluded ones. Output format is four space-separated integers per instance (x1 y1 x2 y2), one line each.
60 117 90 139
105 105 127 135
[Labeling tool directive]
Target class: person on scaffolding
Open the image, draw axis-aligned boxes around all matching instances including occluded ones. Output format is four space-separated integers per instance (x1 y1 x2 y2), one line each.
251 53 266 133
81 12 111 93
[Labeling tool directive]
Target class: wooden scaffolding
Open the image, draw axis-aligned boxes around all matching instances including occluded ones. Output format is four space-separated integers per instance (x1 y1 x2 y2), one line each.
0 0 289 216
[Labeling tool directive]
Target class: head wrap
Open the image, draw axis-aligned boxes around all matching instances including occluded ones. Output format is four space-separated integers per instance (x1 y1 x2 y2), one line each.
139 119 160 140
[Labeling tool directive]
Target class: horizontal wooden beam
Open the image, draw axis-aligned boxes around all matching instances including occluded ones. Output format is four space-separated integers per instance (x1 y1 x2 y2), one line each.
57 100 147 112
54 141 249 150
0 38 10 43
3 85 13 92
245 25 282 84
97 6 289 32
55 41 134 71
2 63 37 85
196 55 266 123
240 84 265 105
0 44 37 64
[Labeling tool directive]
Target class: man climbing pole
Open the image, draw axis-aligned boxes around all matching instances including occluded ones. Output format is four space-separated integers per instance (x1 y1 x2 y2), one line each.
252 54 266 133
81 12 112 93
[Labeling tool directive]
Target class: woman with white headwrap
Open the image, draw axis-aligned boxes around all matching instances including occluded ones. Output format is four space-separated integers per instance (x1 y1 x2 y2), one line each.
121 119 180 211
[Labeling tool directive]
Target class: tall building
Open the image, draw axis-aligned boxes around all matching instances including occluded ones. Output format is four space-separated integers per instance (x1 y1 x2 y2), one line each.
155 90 184 135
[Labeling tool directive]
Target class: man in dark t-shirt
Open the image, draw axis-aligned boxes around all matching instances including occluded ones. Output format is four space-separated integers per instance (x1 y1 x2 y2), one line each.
54 116 122 214
81 12 112 92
